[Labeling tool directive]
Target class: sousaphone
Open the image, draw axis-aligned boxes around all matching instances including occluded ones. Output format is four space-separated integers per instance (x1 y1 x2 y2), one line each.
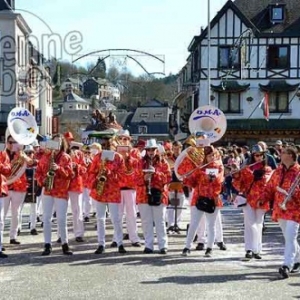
174 105 227 180
6 107 38 185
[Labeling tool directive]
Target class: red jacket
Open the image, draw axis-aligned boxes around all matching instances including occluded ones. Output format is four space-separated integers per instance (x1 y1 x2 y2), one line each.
0 151 11 196
36 151 73 200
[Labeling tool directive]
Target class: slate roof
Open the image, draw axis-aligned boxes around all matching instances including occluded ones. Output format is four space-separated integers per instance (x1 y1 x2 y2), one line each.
64 92 89 104
58 110 90 124
234 0 300 35
259 80 300 92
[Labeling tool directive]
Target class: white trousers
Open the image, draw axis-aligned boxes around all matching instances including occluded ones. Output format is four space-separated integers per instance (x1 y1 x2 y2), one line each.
3 191 26 240
243 204 265 253
119 189 140 243
278 219 300 269
138 203 167 250
19 202 38 230
36 194 43 216
167 191 185 227
82 188 92 218
0 197 4 251
196 211 224 244
69 191 84 238
43 195 69 244
93 200 123 247
185 206 220 249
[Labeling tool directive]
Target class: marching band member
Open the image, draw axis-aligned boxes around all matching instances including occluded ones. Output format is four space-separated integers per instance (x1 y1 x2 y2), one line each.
0 145 11 258
67 140 86 242
116 130 141 247
35 134 73 256
3 135 32 245
165 141 186 233
89 139 127 254
22 145 39 235
259 146 300 278
182 143 224 257
137 139 171 254
232 144 272 260
82 145 93 222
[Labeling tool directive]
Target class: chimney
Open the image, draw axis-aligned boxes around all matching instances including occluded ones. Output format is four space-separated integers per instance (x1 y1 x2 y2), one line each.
6 0 15 9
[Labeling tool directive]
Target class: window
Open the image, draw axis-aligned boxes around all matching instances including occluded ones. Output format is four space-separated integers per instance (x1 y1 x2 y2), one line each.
270 6 284 22
140 113 149 118
267 46 289 69
69 105 73 109
193 49 199 72
269 92 288 113
219 93 240 113
154 113 163 118
138 126 147 134
219 46 240 69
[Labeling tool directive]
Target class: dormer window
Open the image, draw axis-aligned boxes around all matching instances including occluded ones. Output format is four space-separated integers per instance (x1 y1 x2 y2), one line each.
270 5 284 23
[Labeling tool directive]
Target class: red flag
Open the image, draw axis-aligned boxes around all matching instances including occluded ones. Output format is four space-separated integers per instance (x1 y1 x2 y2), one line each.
259 93 269 121
263 92 269 121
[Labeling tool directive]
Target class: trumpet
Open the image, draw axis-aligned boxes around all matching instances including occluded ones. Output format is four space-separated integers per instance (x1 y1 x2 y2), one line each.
276 172 300 210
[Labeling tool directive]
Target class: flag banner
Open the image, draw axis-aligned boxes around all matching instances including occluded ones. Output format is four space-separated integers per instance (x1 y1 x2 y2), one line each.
259 93 269 121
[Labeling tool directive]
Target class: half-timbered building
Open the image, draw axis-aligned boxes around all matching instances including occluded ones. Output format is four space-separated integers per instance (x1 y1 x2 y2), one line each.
174 0 300 145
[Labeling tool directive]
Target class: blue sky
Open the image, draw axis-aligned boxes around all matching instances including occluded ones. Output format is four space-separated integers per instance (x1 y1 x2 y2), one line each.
17 0 227 76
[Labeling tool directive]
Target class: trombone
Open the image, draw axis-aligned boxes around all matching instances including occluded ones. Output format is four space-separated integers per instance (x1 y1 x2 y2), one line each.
276 172 300 210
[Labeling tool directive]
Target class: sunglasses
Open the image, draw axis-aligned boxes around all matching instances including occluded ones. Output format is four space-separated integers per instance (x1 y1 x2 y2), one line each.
8 141 16 144
146 148 156 151
254 154 263 157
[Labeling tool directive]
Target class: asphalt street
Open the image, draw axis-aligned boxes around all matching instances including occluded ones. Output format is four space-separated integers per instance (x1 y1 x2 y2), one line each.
0 204 299 300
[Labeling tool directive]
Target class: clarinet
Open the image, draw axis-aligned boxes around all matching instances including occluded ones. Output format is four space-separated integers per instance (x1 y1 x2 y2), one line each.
147 157 154 196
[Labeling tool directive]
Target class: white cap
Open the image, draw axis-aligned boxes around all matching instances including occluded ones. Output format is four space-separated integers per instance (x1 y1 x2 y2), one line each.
70 141 83 150
145 139 158 149
31 139 40 147
117 129 132 140
24 145 34 152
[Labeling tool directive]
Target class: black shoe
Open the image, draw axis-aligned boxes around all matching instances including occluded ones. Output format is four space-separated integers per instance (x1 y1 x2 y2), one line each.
75 237 84 243
217 242 227 251
182 248 190 256
94 245 105 254
92 212 96 217
132 242 142 247
10 239 20 245
30 229 38 236
53 212 56 218
291 262 300 274
28 222 31 229
279 265 289 279
205 248 213 257
159 248 167 255
62 243 73 255
143 247 153 254
2 247 5 251
118 245 127 254
84 216 90 223
137 212 141 218
56 237 61 244
123 234 129 240
245 250 253 260
0 251 8 258
253 253 262 260
41 222 43 228
17 229 21 236
37 216 41 223
41 243 52 256
110 241 118 248
195 243 205 251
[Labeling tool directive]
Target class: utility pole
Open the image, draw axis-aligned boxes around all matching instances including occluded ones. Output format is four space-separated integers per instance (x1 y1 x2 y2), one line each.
207 0 211 106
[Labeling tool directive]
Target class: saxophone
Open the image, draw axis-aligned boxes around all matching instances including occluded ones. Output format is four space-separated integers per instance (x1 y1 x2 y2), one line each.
96 158 107 195
44 151 56 191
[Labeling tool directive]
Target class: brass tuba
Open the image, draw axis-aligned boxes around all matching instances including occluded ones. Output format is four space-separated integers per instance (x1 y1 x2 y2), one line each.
6 108 38 185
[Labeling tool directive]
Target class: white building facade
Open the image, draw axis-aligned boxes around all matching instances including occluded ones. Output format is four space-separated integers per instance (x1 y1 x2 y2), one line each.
174 0 300 144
